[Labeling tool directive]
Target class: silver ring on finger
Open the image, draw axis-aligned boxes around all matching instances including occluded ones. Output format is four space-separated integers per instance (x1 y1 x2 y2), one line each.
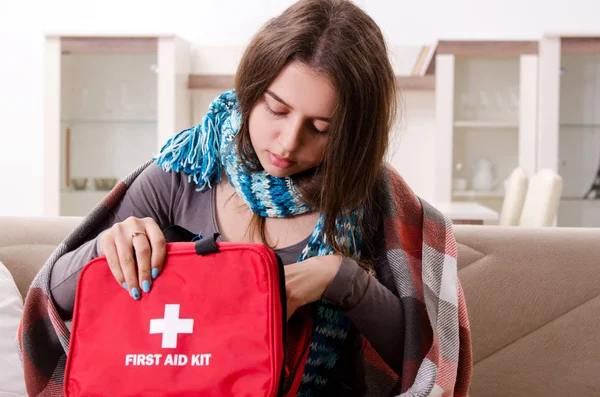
131 230 148 240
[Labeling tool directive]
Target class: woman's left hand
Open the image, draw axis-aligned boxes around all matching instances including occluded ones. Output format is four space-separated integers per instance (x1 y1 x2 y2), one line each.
284 254 342 320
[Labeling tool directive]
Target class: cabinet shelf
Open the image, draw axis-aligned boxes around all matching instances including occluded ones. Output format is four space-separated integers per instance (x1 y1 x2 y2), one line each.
187 74 436 91
435 45 536 205
454 121 519 129
561 196 600 201
45 33 192 217
560 123 600 129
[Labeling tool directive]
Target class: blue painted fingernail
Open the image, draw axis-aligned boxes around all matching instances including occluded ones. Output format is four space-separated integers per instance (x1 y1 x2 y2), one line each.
131 288 140 300
151 268 160 279
142 280 151 293
122 282 128 290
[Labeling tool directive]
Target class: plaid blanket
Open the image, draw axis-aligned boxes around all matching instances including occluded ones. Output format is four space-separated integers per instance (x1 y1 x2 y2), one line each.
17 161 472 396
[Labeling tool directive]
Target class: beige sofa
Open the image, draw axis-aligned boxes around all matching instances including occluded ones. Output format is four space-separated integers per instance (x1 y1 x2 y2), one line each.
1 216 599 396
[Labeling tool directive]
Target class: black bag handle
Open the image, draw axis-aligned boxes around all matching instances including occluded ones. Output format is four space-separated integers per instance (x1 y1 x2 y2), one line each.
162 224 197 243
161 225 220 255
194 232 220 255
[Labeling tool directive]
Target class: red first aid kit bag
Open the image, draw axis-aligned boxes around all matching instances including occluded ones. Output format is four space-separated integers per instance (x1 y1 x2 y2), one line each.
64 227 313 397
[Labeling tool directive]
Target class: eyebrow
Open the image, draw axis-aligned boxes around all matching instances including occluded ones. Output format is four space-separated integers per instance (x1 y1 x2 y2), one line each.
265 90 331 122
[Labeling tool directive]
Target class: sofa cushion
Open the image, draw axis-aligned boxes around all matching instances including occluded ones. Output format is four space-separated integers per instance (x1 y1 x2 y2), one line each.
0 216 83 299
456 225 600 397
0 260 27 396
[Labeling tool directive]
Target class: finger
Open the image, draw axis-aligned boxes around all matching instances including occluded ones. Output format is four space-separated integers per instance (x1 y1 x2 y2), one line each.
286 286 298 318
143 218 167 280
115 224 141 300
132 230 152 294
101 232 126 289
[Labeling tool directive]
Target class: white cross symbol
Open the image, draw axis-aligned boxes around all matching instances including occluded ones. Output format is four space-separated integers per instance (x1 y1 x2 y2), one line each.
149 304 194 348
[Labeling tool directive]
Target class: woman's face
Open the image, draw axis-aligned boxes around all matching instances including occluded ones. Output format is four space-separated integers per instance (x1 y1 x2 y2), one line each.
248 61 336 178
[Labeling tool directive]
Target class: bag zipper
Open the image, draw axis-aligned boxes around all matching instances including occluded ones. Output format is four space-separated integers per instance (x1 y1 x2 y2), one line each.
282 333 311 395
275 253 288 397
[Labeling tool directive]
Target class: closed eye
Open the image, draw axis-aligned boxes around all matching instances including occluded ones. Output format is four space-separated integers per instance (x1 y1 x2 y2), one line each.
310 125 327 135
265 100 327 135
264 103 286 117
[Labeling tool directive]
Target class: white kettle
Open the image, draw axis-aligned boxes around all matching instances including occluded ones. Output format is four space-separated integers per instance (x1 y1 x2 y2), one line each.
471 158 498 192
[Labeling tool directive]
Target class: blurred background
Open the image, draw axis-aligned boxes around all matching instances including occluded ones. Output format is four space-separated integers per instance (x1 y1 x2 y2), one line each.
1 0 600 227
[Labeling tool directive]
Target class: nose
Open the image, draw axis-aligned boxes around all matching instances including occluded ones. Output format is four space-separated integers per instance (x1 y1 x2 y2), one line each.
278 118 303 154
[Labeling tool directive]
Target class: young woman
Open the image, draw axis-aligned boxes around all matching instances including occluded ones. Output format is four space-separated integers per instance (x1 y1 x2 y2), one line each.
22 1 471 396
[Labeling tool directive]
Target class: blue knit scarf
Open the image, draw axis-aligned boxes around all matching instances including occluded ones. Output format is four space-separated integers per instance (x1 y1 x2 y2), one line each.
154 90 362 395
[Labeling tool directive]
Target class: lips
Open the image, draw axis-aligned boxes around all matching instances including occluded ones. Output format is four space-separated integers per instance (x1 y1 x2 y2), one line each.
268 152 295 169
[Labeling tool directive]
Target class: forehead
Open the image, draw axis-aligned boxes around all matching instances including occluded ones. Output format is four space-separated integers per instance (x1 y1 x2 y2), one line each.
267 62 336 118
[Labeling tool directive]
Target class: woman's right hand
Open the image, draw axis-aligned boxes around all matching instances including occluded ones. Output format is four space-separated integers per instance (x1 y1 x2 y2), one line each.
98 216 167 300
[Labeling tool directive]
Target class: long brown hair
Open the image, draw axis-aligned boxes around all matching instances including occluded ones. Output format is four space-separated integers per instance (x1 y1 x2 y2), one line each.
234 0 397 258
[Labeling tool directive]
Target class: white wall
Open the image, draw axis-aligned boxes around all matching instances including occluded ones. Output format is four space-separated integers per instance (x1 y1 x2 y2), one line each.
2 0 600 215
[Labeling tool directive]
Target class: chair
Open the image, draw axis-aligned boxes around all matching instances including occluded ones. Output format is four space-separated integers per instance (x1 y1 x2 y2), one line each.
499 168 529 226
519 169 563 227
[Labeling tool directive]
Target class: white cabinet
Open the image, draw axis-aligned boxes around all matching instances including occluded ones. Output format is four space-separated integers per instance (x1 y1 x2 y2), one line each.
538 34 600 227
43 34 191 216
434 41 539 214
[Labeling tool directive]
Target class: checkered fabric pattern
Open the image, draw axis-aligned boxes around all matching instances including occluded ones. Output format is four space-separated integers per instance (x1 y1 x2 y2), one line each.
17 162 472 396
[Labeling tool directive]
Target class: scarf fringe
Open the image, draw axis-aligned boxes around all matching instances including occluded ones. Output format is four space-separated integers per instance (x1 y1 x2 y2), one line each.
153 98 233 191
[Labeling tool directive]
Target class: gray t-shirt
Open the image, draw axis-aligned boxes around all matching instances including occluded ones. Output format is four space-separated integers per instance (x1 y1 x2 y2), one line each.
50 163 404 395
